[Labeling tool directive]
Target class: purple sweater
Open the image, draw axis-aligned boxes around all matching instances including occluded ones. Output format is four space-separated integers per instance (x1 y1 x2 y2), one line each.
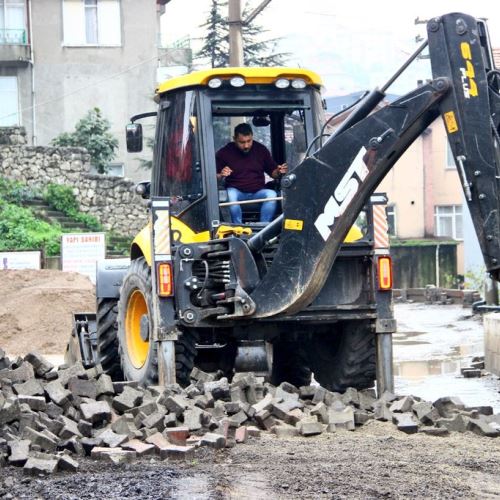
216 141 277 193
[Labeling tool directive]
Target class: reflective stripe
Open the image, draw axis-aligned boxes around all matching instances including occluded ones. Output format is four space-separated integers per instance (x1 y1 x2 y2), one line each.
373 204 389 249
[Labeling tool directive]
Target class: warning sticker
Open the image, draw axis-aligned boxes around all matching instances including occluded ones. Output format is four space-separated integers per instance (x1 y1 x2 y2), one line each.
444 111 458 133
284 219 303 231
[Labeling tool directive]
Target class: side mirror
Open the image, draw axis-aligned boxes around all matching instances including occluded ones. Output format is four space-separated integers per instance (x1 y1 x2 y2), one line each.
126 123 143 152
135 181 151 199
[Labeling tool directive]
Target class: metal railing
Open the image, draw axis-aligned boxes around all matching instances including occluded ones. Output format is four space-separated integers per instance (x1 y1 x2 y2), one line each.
0 28 27 45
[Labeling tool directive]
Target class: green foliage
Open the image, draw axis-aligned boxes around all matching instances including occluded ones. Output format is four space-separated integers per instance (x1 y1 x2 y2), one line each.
0 178 40 204
51 108 118 174
390 238 457 247
197 0 288 68
0 199 62 256
43 183 102 231
464 267 486 292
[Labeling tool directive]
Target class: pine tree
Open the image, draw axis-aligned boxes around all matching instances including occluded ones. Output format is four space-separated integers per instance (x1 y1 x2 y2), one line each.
197 0 229 68
196 0 288 68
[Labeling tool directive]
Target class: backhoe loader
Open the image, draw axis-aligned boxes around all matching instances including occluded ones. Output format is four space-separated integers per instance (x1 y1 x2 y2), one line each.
67 13 500 395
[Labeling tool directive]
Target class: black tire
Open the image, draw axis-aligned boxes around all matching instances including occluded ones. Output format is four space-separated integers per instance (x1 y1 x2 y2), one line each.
271 340 312 388
96 298 123 381
306 321 376 392
117 257 198 387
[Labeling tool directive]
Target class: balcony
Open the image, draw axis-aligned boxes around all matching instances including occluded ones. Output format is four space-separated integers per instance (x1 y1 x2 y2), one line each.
0 29 31 65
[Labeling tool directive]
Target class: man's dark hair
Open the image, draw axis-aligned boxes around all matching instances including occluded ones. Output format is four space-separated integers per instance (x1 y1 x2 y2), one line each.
234 123 253 137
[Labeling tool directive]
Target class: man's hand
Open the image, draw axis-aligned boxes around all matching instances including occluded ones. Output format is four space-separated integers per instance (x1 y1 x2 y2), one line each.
219 166 233 177
272 163 288 178
277 163 288 175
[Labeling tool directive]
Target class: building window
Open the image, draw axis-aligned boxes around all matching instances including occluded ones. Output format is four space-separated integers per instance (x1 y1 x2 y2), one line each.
386 205 396 237
446 140 456 169
434 205 463 240
63 0 121 46
0 76 19 126
0 0 27 44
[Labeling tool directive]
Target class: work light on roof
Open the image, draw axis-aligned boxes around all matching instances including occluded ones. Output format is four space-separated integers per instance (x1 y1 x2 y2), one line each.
230 76 246 87
208 78 222 89
291 78 307 89
275 78 290 89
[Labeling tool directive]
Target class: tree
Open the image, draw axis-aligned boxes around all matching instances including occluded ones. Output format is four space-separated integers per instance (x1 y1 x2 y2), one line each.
197 0 288 68
51 108 118 174
197 0 230 68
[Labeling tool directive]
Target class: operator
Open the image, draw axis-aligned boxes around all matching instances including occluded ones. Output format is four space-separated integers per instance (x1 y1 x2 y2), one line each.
216 123 287 224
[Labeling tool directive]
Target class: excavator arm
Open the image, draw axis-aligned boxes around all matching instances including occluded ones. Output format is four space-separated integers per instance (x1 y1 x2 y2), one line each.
242 12 500 318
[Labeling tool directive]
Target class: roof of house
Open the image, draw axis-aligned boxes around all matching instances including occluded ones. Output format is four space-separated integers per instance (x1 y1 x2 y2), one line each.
156 67 322 95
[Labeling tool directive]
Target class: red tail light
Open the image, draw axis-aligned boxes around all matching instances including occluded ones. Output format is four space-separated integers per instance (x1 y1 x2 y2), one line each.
157 262 174 297
377 256 393 290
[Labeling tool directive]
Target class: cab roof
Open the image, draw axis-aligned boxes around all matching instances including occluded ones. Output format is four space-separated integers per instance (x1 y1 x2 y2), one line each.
156 67 322 95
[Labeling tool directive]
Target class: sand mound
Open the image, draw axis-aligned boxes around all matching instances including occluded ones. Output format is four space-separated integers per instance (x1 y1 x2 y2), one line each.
0 269 95 355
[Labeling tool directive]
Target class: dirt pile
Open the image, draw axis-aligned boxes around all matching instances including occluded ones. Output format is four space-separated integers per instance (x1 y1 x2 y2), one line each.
0 270 95 356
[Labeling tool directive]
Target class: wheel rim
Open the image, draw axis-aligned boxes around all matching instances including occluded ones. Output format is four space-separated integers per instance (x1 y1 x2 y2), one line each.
125 289 150 368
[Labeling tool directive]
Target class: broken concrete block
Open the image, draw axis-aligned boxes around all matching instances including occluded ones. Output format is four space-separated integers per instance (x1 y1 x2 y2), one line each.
58 416 83 440
389 396 415 414
95 374 115 397
145 432 171 452
160 444 195 460
299 386 316 400
327 406 355 430
80 437 104 456
90 447 136 464
17 395 46 412
341 388 360 407
164 395 190 417
433 397 465 418
57 362 87 387
461 368 481 378
392 413 419 434
283 408 304 426
190 367 215 383
23 455 58 475
22 427 58 453
199 433 226 449
112 386 144 413
436 414 469 433
163 413 178 428
310 402 329 424
468 418 500 437
44 380 71 406
8 439 30 466
60 437 85 457
80 400 112 425
412 401 440 425
235 426 248 443
354 409 373 426
183 407 203 432
68 377 97 400
246 426 261 438
164 427 190 446
77 419 92 438
142 411 167 432
57 454 79 472
373 402 392 422
97 428 129 448
13 378 44 397
358 390 377 411
24 352 54 377
464 405 493 416
203 378 230 401
45 402 64 420
251 393 274 414
0 362 34 384
272 423 299 438
121 439 156 456
297 417 324 436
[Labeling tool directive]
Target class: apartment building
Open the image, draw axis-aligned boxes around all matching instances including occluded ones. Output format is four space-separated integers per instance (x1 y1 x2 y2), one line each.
0 0 169 179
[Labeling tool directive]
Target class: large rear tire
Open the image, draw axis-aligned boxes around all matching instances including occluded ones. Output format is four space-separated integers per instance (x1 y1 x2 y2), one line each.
96 298 123 380
306 321 376 392
271 340 312 388
117 257 198 387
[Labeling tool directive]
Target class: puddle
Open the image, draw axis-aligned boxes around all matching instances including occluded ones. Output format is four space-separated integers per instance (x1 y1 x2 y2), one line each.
393 303 500 412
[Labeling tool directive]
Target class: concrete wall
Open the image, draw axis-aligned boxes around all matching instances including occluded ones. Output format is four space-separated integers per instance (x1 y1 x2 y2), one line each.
0 126 147 236
484 313 500 376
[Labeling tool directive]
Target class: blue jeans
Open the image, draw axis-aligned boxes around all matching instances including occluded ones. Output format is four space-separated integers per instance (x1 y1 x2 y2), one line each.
227 187 277 224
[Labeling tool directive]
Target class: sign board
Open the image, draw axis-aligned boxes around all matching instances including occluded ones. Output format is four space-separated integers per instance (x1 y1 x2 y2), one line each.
0 251 41 270
61 233 106 284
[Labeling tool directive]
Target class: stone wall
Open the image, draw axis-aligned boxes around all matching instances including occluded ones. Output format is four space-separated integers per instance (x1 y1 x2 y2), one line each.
0 127 148 236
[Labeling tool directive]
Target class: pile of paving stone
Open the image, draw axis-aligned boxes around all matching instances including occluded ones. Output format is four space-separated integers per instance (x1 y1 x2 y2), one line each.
0 349 499 476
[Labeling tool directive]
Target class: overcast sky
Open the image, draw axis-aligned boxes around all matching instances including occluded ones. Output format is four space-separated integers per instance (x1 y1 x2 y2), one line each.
161 0 500 96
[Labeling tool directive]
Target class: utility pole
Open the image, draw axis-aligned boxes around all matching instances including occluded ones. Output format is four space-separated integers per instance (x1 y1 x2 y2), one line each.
228 0 273 67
